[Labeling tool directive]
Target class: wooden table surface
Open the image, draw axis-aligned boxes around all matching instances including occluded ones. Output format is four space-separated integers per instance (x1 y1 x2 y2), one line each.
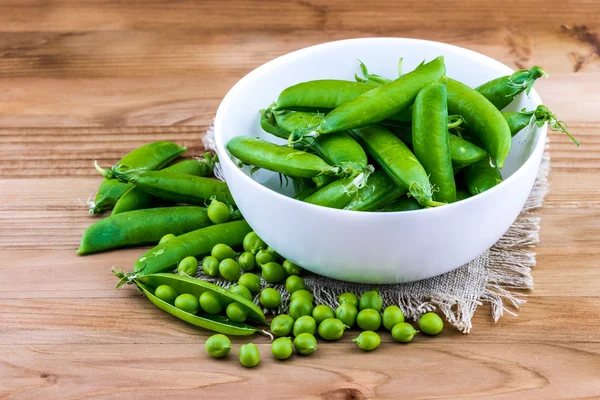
1 1 599 399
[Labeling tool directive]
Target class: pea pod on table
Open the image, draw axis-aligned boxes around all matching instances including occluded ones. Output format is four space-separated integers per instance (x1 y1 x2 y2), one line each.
475 66 547 110
90 141 185 214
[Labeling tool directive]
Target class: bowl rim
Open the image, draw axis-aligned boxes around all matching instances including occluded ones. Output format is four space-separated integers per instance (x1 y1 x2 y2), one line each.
214 37 547 217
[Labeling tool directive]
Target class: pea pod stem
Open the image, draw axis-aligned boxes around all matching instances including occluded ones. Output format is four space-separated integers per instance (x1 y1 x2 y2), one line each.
503 105 579 146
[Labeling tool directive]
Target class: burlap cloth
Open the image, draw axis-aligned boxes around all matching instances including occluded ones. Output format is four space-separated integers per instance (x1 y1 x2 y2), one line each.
202 127 550 333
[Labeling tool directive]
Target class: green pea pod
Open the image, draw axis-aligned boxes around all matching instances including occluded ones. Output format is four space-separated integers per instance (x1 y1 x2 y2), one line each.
344 170 407 212
447 78 512 169
456 189 471 201
78 206 212 255
379 197 423 212
227 137 340 179
95 165 233 206
412 81 456 203
111 157 215 215
463 158 503 196
133 220 252 276
260 109 289 139
136 273 266 324
476 66 547 110
502 105 579 145
294 186 320 200
275 80 375 110
294 57 445 142
90 141 186 214
350 125 439 207
303 177 355 209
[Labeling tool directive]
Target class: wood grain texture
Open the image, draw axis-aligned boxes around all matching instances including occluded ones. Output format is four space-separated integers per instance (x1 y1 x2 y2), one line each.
0 0 599 398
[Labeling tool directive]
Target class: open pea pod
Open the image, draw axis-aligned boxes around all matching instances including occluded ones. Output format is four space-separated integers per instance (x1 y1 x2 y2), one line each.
135 281 260 336
137 273 266 325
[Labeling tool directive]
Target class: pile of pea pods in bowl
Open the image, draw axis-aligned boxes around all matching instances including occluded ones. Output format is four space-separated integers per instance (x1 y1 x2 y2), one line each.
215 38 578 284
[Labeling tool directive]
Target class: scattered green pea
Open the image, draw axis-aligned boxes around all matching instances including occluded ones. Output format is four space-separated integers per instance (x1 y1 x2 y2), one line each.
289 297 314 320
290 289 314 304
199 291 223 314
159 233 175 244
177 256 198 276
255 249 275 266
382 305 405 331
238 251 256 272
353 331 381 351
243 231 266 254
262 262 285 283
335 303 358 328
207 199 230 224
312 305 335 325
285 275 305 294
230 284 252 301
202 256 220 277
239 343 260 368
419 312 444 335
282 259 303 276
338 292 359 308
317 318 346 341
154 284 178 304
293 315 317 336
260 288 281 309
359 289 383 311
219 258 241 282
391 322 418 343
226 302 248 322
238 273 261 294
272 337 294 360
293 333 317 355
174 293 199 314
211 243 237 261
270 314 294 337
356 309 382 331
265 246 281 259
205 334 231 358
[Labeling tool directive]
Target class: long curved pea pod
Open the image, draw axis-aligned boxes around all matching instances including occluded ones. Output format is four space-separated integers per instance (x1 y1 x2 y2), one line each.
133 220 252 275
303 177 355 209
447 78 512 169
503 105 579 145
344 170 407 212
350 125 438 207
379 196 423 212
111 157 215 215
136 273 266 324
275 80 375 110
96 166 233 206
78 206 212 255
227 136 340 179
475 66 547 110
463 158 503 196
412 81 456 204
90 141 185 214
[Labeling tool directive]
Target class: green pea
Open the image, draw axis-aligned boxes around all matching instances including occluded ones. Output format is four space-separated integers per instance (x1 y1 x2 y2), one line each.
154 284 178 304
391 322 418 343
202 256 220 277
335 303 358 328
211 243 237 261
207 199 230 224
255 249 275 266
177 256 198 277
289 297 314 320
219 258 241 282
419 312 443 335
238 273 261 294
243 232 266 254
261 262 285 284
271 337 293 360
226 302 248 322
293 315 316 336
238 251 256 272
338 292 359 308
266 246 281 259
239 343 260 368
282 259 303 276
270 314 294 337
293 333 317 355
359 289 383 311
312 305 335 325
205 334 231 358
353 331 380 351
159 233 175 244
230 284 252 301
174 293 199 314
317 318 346 341
199 291 222 314
285 275 305 294
382 305 405 331
356 309 382 331
290 289 314 304
259 288 281 309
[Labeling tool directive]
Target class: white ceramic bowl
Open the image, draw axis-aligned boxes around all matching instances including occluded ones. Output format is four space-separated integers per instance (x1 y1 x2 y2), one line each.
214 38 546 284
